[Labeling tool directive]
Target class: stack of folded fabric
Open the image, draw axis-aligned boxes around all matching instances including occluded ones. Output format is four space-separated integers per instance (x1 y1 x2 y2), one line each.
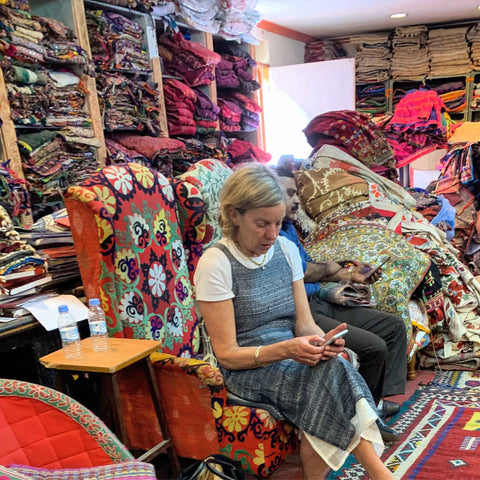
227 138 271 164
219 91 261 131
193 87 219 134
468 23 480 70
350 33 391 83
430 81 467 115
471 81 480 108
158 31 221 87
356 83 387 115
391 25 430 80
217 96 242 132
104 138 150 167
176 0 221 34
17 131 98 201
108 133 187 177
214 40 260 93
163 78 197 136
99 0 173 13
383 89 449 167
216 0 260 43
304 39 346 63
428 27 472 77
86 9 162 134
0 162 29 219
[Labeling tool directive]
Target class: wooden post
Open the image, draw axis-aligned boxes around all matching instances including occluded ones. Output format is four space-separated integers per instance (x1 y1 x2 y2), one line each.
70 0 107 166
151 57 169 137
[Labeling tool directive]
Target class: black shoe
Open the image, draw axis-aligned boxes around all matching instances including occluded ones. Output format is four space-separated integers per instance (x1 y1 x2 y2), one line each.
381 400 401 418
378 423 400 443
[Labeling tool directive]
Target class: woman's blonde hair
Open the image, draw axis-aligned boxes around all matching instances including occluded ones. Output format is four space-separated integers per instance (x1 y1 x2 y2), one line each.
219 163 286 239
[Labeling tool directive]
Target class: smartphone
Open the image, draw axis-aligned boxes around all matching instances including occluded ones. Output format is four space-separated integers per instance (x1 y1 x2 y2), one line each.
364 255 391 279
322 329 348 346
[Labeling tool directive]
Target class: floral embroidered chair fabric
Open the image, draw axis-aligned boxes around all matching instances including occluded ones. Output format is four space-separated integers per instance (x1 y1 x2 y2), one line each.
178 158 232 250
64 163 298 477
0 378 156 479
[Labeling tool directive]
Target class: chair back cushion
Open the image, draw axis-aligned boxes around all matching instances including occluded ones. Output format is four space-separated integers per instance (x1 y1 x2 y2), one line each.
64 163 198 355
178 159 232 250
0 379 132 468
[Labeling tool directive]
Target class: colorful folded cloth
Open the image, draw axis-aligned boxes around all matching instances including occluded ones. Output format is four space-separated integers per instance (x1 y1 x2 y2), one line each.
317 281 372 306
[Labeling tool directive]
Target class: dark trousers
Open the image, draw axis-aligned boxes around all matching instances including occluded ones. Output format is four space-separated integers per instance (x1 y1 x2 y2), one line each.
309 297 407 404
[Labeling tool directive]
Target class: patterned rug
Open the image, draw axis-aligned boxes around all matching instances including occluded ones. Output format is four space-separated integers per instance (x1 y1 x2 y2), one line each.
327 370 480 479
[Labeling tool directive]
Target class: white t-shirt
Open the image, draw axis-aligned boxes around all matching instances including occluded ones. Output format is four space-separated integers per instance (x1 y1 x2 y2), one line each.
194 236 304 302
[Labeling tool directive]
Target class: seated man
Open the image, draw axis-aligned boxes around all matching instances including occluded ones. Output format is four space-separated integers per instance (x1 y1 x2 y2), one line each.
274 166 407 436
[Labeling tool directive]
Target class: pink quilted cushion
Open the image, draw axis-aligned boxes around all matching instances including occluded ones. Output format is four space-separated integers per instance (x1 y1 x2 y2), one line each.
0 397 115 469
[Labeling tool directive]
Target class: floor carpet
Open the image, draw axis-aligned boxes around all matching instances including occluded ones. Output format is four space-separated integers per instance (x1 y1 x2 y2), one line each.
327 370 480 479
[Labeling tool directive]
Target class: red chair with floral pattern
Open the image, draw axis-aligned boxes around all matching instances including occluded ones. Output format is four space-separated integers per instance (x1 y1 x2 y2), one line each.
64 163 299 478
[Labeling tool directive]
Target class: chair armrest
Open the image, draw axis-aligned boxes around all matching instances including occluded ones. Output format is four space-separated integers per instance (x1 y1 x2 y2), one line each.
151 352 225 389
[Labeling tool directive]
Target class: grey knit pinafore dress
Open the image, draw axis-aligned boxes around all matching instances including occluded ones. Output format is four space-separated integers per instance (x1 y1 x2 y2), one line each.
214 240 377 451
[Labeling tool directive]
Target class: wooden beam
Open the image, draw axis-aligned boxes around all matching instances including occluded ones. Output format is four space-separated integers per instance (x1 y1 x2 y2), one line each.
257 20 318 44
151 57 169 137
70 0 107 166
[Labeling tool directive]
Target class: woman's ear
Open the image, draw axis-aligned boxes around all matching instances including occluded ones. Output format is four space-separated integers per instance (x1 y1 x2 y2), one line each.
228 206 240 226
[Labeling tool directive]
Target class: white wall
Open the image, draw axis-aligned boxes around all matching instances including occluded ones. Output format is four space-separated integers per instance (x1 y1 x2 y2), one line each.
254 29 306 67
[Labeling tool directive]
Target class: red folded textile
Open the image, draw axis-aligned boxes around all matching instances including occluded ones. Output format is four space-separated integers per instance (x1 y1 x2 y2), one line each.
110 134 185 159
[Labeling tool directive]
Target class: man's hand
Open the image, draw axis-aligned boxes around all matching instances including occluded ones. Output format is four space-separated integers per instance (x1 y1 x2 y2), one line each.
351 262 383 284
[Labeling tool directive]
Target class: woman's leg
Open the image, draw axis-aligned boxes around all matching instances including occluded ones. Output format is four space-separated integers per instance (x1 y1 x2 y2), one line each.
353 438 394 480
300 436 330 480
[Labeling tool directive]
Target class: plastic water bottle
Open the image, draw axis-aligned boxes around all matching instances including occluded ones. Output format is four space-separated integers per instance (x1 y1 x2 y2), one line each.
87 298 109 352
57 304 82 359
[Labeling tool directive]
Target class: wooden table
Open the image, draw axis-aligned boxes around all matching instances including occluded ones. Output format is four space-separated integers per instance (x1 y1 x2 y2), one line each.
40 337 180 476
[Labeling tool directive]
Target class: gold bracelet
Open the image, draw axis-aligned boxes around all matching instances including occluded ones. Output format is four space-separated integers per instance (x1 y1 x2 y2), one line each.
254 345 264 367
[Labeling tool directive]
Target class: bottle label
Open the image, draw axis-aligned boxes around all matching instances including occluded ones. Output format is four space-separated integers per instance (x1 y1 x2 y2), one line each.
90 320 107 335
60 325 80 342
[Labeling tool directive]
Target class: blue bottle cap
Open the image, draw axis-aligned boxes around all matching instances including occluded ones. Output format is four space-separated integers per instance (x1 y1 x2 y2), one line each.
89 298 100 306
58 304 68 313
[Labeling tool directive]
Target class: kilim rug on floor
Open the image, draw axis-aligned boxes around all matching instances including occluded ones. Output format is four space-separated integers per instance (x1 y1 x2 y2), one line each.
327 370 480 479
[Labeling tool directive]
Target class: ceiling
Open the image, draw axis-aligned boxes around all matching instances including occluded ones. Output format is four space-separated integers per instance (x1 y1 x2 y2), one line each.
256 0 480 38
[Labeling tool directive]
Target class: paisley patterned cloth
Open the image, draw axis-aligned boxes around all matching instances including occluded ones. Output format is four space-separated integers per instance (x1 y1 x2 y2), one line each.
178 159 232 250
64 163 198 354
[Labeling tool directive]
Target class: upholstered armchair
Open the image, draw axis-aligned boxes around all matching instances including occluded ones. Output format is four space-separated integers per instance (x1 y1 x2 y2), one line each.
0 378 156 478
64 163 299 477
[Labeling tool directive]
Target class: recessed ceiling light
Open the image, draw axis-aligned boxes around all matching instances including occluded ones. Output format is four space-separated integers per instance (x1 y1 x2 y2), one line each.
390 13 407 18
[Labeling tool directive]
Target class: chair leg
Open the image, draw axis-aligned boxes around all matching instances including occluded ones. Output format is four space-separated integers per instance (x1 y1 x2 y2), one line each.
407 353 417 381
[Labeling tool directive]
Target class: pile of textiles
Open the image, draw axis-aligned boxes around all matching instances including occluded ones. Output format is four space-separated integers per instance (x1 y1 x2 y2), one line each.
86 10 151 72
98 0 170 13
176 0 221 35
407 188 456 242
214 40 260 93
430 81 467 115
349 32 391 83
107 133 187 177
17 130 99 197
0 161 29 218
468 23 480 70
163 78 197 136
303 109 397 181
86 10 162 134
215 0 260 44
300 112 480 369
218 91 261 132
158 30 221 87
4 65 92 129
433 143 480 255
304 39 346 63
383 89 449 168
0 6 93 74
472 81 480 108
356 83 387 115
428 27 472 77
193 87 219 134
17 208 81 288
391 25 429 80
0 204 46 280
227 138 271 164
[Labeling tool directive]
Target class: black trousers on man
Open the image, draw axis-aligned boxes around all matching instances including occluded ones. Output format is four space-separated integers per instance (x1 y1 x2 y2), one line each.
309 297 407 405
